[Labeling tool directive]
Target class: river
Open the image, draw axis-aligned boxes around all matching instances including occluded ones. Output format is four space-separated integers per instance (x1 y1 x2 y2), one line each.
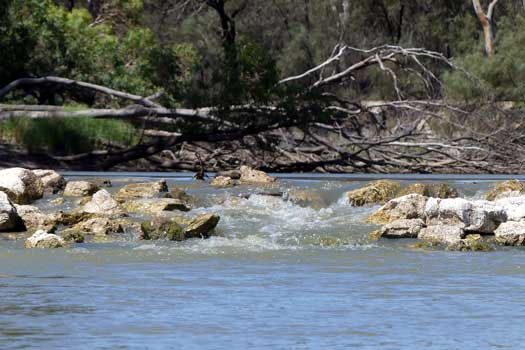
1 173 524 349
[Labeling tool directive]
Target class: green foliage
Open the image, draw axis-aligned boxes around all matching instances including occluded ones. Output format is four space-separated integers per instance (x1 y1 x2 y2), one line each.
444 16 525 101
0 117 139 155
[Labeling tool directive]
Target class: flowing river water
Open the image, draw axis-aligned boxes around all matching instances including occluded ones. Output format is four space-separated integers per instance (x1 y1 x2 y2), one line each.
1 173 525 349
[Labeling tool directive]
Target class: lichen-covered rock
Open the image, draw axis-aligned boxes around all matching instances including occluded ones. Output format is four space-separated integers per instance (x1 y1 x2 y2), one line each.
64 181 99 197
122 198 191 215
379 218 425 239
0 191 24 232
347 180 401 207
140 218 184 241
81 189 122 216
398 183 458 199
485 180 525 201
425 198 506 233
115 180 168 200
32 169 66 193
418 225 466 244
211 176 234 188
14 205 58 232
239 166 277 184
494 221 525 246
0 168 44 204
61 231 85 243
366 194 428 224
70 216 124 236
183 213 220 238
24 230 65 248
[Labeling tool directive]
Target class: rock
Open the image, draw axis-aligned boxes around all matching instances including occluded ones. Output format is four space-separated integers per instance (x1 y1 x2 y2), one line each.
447 234 493 252
32 169 66 193
239 166 277 184
418 225 466 244
81 189 122 216
211 176 234 188
70 217 124 236
183 213 220 238
425 198 506 233
50 197 65 205
494 221 525 246
366 194 428 224
379 218 425 239
115 180 168 200
216 170 241 179
0 191 24 232
91 178 112 188
164 188 193 206
347 180 401 207
24 230 65 248
485 180 525 201
0 168 44 204
14 205 57 232
61 231 84 243
398 183 458 199
494 196 525 221
122 198 191 215
285 189 327 209
140 218 184 241
64 181 99 197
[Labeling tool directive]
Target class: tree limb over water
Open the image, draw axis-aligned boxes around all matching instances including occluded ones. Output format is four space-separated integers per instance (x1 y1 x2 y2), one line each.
0 45 519 173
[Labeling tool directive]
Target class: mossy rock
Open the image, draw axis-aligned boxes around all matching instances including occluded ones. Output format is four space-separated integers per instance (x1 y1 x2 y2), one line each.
368 230 383 241
485 180 525 200
62 231 85 243
446 234 493 252
398 183 458 199
346 180 401 206
140 219 184 241
183 214 220 239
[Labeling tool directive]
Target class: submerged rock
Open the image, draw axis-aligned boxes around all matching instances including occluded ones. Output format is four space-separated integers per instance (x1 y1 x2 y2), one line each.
115 180 168 200
494 221 525 246
485 180 525 201
122 198 191 215
183 213 220 238
285 189 327 209
32 169 66 194
418 225 466 245
50 197 65 205
61 231 85 243
239 166 277 184
366 194 428 224
425 198 506 233
398 183 458 199
0 168 44 204
379 218 425 239
447 234 493 252
0 191 24 232
81 189 122 216
211 176 234 188
24 230 65 248
347 180 401 207
64 181 99 197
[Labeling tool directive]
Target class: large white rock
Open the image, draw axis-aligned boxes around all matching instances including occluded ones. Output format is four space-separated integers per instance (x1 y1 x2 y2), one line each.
0 168 44 204
0 191 23 231
494 221 525 246
495 196 525 221
24 230 65 248
418 225 466 244
32 169 66 193
380 218 425 238
425 198 506 233
81 189 122 216
366 194 428 224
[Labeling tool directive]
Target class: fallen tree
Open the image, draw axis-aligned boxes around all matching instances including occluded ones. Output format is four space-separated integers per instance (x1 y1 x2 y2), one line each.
0 45 520 173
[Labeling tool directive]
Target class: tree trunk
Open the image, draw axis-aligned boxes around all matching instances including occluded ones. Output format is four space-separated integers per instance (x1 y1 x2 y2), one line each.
472 0 500 57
